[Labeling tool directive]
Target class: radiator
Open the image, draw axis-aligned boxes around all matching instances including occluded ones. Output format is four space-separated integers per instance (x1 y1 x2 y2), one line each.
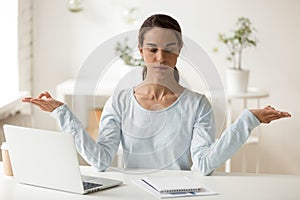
0 112 32 161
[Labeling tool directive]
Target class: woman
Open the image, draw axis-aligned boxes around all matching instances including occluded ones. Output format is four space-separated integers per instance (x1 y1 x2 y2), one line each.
23 14 291 175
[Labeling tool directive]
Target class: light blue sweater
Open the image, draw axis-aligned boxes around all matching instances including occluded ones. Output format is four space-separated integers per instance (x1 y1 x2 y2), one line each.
51 88 260 175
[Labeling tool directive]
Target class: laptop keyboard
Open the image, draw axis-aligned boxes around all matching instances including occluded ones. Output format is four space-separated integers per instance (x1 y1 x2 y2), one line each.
82 181 103 190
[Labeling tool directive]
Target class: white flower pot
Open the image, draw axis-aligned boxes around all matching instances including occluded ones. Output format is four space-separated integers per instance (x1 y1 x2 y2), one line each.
226 69 249 94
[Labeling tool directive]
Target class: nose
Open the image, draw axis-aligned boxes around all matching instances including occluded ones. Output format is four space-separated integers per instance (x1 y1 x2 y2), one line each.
156 49 166 63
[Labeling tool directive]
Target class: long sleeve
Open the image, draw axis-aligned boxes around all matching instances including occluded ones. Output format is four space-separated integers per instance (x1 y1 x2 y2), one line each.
190 97 261 175
50 98 121 171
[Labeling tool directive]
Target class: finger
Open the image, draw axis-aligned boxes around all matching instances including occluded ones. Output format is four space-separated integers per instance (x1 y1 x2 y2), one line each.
265 113 281 119
22 97 34 102
264 113 291 123
266 109 288 116
44 91 52 98
30 101 49 111
38 93 47 99
265 105 273 110
278 111 291 117
38 91 51 99
30 98 46 104
266 105 277 111
279 112 291 118
268 110 291 118
261 115 281 123
264 110 280 117
270 106 275 110
268 116 282 122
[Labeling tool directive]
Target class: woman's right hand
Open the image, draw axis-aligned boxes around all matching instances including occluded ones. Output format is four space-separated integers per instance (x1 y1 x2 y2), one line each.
22 91 64 112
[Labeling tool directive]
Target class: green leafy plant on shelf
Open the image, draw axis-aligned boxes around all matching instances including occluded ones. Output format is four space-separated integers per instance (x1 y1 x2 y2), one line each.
214 17 258 70
115 38 144 67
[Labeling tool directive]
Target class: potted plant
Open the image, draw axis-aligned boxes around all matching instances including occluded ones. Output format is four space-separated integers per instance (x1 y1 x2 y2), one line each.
215 17 258 93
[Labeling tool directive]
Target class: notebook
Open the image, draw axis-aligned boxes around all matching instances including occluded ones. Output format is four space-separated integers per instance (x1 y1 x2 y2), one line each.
3 124 123 194
142 176 202 194
133 175 218 198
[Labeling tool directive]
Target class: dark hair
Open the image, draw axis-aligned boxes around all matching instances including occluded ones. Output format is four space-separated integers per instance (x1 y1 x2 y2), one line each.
139 14 183 48
139 14 182 82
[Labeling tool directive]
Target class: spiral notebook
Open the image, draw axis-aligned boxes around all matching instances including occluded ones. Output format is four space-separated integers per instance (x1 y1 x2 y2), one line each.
133 175 218 198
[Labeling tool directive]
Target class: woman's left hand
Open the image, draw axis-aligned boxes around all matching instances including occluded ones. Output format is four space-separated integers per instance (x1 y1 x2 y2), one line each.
250 105 291 124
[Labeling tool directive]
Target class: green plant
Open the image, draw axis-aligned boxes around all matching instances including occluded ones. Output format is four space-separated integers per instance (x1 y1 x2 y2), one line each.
115 38 144 66
215 17 258 70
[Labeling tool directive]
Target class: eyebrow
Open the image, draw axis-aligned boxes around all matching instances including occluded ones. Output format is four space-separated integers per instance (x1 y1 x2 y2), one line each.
145 42 177 47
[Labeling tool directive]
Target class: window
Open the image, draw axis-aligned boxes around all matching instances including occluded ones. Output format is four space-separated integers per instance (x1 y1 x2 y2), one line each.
0 1 18 94
0 0 32 118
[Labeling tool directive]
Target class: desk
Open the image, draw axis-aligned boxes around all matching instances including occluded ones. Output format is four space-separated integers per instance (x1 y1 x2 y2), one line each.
1 163 299 200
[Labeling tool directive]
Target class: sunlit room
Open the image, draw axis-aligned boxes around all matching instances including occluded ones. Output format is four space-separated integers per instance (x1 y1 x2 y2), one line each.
0 0 299 199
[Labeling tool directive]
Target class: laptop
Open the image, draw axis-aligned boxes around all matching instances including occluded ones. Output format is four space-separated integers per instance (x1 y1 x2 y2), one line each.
3 124 122 194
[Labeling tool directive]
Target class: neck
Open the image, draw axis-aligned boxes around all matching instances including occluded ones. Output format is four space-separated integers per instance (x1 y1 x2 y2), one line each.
136 79 184 99
144 70 181 89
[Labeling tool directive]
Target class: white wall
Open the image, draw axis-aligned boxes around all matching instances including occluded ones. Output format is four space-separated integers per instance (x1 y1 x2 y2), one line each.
32 0 300 174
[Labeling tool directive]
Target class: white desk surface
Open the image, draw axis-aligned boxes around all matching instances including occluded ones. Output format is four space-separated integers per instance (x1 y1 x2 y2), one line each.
0 163 299 200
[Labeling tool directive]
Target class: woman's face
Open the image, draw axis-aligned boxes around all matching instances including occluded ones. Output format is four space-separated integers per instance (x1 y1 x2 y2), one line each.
139 27 180 69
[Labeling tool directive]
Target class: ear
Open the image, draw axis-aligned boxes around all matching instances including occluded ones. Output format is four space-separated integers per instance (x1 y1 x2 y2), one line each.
177 45 182 55
138 44 144 57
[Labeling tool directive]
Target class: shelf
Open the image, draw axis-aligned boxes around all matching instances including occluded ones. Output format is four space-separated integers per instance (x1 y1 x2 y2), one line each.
0 91 28 120
225 87 269 173
228 87 269 99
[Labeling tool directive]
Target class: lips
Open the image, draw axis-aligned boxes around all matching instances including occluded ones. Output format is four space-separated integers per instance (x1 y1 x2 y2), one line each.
152 64 170 70
153 66 169 70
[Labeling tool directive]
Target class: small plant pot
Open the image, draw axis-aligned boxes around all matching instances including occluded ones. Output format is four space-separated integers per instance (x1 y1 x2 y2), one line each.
1 142 14 176
226 68 249 94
